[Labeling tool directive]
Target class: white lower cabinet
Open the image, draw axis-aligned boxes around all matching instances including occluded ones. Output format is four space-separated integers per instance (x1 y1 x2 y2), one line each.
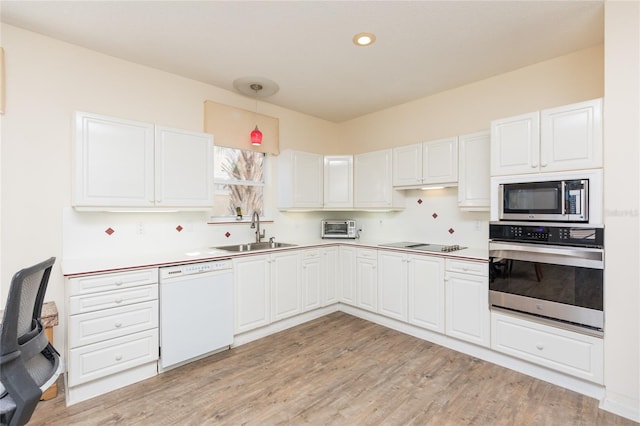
355 248 378 312
301 249 322 312
66 268 159 405
321 246 340 306
491 311 603 384
407 255 445 333
444 259 490 347
234 251 302 331
340 246 357 305
233 254 271 334
377 250 408 321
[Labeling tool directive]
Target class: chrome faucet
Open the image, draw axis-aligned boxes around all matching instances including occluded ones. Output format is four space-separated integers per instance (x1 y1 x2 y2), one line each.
250 211 266 243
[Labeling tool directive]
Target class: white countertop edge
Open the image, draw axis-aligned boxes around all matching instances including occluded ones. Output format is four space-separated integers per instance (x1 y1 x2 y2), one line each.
62 240 489 277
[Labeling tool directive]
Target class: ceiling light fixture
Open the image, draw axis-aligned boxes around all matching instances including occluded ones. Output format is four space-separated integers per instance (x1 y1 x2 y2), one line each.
353 32 376 47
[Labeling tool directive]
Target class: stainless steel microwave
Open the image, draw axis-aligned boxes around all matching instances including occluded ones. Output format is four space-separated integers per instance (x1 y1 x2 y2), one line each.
321 219 357 239
499 179 589 222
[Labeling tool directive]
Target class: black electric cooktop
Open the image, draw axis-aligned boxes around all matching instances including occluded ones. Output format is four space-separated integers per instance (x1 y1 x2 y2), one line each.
380 242 467 253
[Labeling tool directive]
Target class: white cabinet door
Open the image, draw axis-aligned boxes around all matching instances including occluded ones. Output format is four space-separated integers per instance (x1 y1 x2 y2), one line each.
392 143 423 187
74 112 155 207
540 98 603 172
458 131 490 211
377 250 408 321
445 268 490 347
423 137 458 185
490 111 540 176
354 149 403 209
301 250 322 312
270 251 302 322
408 255 444 333
321 246 340 306
340 246 357 305
154 126 213 207
356 249 378 312
324 155 353 208
233 255 270 334
278 150 323 209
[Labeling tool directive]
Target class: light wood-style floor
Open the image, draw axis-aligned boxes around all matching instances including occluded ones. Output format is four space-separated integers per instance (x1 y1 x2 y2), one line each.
30 312 635 425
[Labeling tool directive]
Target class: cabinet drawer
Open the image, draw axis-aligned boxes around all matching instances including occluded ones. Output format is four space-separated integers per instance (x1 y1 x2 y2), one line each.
68 329 158 386
69 300 158 348
491 311 603 383
70 284 158 315
69 268 158 296
356 248 377 259
445 259 487 276
301 249 320 260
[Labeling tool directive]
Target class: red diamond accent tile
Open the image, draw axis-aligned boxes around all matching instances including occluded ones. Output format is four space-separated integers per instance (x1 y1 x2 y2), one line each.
176 225 183 232
448 228 455 234
432 213 438 219
105 227 115 236
417 199 423 204
225 232 231 238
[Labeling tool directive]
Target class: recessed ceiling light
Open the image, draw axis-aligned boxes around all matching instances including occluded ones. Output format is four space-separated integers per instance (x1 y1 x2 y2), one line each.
353 32 376 47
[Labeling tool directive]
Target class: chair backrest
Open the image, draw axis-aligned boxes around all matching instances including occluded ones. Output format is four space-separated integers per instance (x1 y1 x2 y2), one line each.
1 257 57 426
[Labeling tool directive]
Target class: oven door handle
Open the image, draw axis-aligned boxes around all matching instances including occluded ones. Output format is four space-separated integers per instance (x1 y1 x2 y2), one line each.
489 241 603 269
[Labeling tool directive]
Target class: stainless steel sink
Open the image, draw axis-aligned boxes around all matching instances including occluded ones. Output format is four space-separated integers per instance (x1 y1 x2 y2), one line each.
214 242 297 252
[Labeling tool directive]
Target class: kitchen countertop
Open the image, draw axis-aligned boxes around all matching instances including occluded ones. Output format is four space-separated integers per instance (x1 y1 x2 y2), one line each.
62 239 489 277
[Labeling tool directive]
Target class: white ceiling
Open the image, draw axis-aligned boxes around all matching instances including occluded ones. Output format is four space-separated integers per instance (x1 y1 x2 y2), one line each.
0 1 604 123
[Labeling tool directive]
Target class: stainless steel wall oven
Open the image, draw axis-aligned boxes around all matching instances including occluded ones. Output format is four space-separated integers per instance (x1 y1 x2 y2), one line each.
489 222 604 335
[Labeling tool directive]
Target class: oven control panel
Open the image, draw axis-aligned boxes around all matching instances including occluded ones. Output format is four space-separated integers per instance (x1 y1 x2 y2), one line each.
489 223 604 248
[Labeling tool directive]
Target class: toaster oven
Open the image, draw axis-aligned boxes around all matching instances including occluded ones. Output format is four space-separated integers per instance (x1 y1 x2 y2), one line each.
321 219 357 239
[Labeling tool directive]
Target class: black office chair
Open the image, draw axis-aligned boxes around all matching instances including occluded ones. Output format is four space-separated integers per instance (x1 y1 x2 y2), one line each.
0 257 61 426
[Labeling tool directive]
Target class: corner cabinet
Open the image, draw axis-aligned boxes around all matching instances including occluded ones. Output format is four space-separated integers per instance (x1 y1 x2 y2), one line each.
74 112 213 209
457 131 490 211
491 98 602 176
354 149 404 209
323 155 353 209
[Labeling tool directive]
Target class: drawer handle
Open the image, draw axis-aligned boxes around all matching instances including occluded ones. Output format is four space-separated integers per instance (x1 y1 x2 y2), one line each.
114 298 123 304
115 280 124 286
536 344 544 351
114 322 122 328
115 354 123 361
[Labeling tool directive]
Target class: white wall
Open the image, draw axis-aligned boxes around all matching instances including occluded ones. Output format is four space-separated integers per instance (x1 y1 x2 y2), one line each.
601 1 640 421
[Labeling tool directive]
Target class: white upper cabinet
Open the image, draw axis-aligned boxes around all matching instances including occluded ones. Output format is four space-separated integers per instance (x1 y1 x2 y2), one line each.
74 112 213 209
323 155 353 208
154 126 213 207
457 130 490 211
278 149 324 209
393 137 458 188
74 112 155 207
392 143 422 187
491 98 602 176
422 137 458 185
540 99 603 172
354 149 405 209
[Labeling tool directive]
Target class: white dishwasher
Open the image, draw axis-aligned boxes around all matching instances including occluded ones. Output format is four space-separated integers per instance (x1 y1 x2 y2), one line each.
159 259 233 371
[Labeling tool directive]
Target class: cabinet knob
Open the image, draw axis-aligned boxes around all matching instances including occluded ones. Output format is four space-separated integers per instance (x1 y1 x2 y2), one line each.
115 322 122 328
114 298 123 304
115 281 123 286
115 354 123 361
536 344 544 351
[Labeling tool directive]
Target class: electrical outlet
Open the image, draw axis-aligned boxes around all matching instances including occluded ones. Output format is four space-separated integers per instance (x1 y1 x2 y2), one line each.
136 222 145 235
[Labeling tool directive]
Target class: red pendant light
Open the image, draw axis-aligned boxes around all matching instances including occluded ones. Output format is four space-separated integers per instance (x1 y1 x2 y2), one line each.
251 125 263 146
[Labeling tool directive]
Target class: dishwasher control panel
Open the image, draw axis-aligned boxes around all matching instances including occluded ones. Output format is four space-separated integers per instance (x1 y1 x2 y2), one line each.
160 260 232 279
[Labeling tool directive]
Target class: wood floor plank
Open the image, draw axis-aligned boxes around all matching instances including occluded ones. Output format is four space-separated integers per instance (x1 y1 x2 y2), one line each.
29 312 636 425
